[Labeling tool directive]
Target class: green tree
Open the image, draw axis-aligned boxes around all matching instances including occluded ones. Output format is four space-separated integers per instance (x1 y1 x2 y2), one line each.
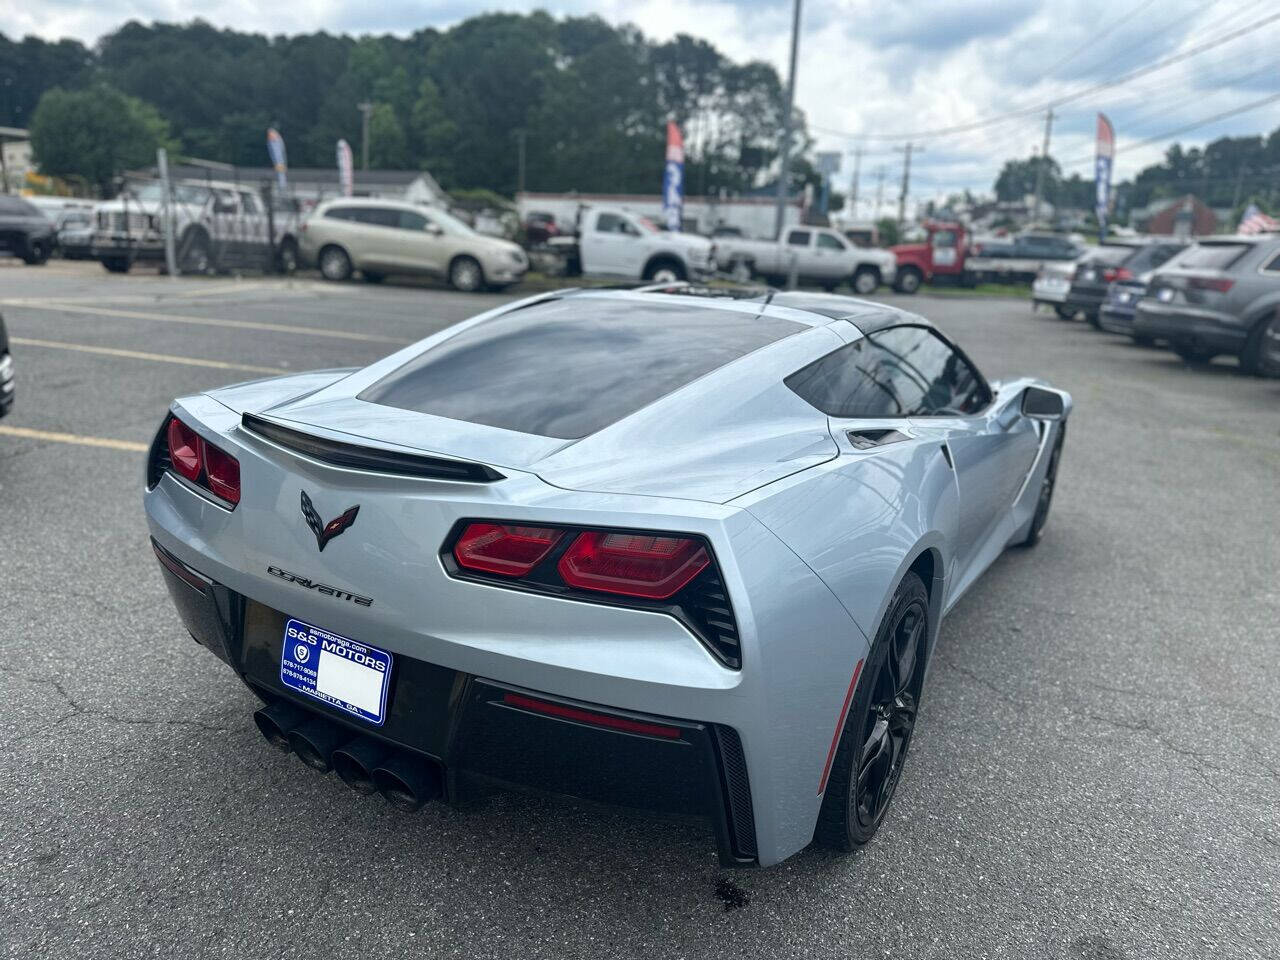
367 103 407 169
875 217 901 246
30 83 174 194
410 78 458 181
994 155 1061 203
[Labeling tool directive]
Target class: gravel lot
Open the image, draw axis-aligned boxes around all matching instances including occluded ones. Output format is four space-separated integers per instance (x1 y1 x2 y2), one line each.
2 260 1277 959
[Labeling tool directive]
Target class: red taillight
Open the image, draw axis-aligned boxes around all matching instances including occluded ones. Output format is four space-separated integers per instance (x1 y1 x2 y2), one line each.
202 441 241 505
167 416 202 481
557 531 709 600
1188 276 1234 293
502 692 682 739
1106 267 1132 282
164 414 240 506
454 523 564 577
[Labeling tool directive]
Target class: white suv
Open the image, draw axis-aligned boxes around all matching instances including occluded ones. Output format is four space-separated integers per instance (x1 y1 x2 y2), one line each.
300 199 528 292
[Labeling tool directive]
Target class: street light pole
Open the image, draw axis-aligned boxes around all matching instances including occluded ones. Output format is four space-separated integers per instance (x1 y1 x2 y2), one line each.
773 0 802 239
848 146 863 218
1031 107 1054 226
515 129 527 196
357 101 374 171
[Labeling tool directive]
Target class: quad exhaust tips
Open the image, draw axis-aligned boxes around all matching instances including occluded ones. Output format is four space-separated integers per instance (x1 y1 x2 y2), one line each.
287 716 349 772
253 701 442 810
253 701 306 751
333 738 389 795
371 753 443 812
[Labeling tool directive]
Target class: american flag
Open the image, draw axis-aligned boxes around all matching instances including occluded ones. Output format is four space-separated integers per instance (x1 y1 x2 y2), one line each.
1238 203 1279 235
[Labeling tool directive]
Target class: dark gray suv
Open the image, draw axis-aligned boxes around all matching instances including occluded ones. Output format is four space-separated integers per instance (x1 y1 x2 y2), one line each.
1133 236 1280 376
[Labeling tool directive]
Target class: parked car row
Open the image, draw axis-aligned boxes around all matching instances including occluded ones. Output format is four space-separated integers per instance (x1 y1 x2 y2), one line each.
1044 234 1280 376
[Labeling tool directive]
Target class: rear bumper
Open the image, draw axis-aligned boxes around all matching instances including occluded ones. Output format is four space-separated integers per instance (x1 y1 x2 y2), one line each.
152 538 758 865
1098 304 1136 335
1133 302 1248 354
1065 283 1107 313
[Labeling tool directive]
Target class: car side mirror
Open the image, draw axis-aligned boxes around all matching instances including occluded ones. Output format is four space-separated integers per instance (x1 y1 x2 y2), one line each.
1021 386 1065 420
425 222 443 236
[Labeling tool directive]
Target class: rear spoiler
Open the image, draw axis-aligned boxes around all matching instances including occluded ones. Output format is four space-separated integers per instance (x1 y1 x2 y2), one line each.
240 412 504 483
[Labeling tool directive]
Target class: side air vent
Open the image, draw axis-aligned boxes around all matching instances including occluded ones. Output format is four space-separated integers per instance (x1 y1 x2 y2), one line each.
714 725 758 861
682 568 742 669
846 428 909 450
241 412 504 483
147 415 173 489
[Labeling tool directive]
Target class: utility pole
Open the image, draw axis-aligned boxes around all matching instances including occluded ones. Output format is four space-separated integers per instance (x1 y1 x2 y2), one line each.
1031 107 1054 226
895 144 922 226
773 0 802 239
873 165 886 219
514 130 527 196
357 101 374 171
848 147 863 219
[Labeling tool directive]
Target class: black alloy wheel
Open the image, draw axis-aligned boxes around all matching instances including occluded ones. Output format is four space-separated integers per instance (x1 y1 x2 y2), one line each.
854 596 925 833
814 571 930 851
1021 424 1065 547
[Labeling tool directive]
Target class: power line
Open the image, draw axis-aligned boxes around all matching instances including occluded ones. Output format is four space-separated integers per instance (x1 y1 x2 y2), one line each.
1056 89 1280 169
811 8 1280 142
1036 0 1164 79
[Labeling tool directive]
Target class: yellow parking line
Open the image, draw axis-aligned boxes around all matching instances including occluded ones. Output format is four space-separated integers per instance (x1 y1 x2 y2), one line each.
3 301 409 345
11 337 284 374
0 425 147 452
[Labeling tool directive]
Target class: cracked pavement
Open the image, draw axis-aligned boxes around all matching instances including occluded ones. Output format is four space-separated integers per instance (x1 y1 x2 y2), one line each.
1 265 1277 959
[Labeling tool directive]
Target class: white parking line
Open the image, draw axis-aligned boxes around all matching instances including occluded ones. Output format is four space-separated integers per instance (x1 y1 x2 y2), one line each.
11 337 285 374
0 301 412 345
0 424 147 452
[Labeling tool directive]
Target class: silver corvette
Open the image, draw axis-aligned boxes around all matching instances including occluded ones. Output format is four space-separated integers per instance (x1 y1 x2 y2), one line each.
144 287 1071 867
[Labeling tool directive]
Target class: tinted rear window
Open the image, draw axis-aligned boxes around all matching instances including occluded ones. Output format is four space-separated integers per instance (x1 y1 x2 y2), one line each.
1124 245 1185 272
359 299 801 439
1177 244 1251 270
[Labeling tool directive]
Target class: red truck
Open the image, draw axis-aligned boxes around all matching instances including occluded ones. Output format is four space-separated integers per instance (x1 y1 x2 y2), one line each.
889 220 970 293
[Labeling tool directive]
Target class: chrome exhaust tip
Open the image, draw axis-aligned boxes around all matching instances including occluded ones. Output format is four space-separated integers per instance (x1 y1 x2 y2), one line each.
332 738 389 795
371 753 443 812
253 701 306 752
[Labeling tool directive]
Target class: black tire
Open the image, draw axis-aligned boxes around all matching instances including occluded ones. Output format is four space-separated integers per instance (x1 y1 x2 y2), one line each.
729 258 753 283
1173 343 1217 365
449 255 485 292
22 238 50 265
852 267 880 296
1131 333 1156 347
1240 310 1280 378
642 258 686 284
362 271 386 284
102 257 131 274
318 245 353 282
1054 305 1077 320
814 571 929 852
276 238 299 274
1019 424 1065 547
893 268 922 294
1086 310 1101 329
179 230 212 275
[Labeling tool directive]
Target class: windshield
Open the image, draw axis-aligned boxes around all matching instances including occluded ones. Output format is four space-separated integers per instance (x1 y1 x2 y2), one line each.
426 207 476 236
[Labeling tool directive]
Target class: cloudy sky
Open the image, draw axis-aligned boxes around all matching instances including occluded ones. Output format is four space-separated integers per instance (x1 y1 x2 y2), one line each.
5 0 1279 213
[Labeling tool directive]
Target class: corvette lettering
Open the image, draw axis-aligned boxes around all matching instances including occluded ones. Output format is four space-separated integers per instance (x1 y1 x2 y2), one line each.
268 565 373 606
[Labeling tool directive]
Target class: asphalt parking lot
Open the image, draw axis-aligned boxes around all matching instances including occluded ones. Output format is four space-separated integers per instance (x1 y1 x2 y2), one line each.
1 260 1277 959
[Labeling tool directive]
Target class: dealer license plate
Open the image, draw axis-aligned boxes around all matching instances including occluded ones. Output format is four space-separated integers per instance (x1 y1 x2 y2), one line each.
280 618 393 725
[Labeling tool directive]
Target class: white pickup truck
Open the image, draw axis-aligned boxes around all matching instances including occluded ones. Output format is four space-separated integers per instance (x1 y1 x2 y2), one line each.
546 205 715 283
714 225 896 294
91 179 301 274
